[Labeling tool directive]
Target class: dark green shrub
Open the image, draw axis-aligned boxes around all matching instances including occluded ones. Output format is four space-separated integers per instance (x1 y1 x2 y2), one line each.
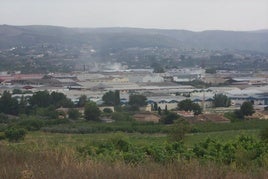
68 108 80 120
260 127 268 142
168 120 190 142
0 113 8 123
0 132 5 140
4 127 27 142
18 119 44 131
162 112 179 124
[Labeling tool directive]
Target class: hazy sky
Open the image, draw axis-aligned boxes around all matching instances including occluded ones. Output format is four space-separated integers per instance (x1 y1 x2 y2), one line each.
1 0 268 31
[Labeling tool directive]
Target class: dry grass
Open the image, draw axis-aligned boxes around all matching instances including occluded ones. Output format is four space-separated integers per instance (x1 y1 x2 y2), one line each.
1 143 267 179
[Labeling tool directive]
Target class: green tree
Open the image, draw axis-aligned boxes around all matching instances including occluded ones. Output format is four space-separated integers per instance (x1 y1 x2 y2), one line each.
102 90 120 106
34 106 59 119
30 91 51 108
192 103 202 115
213 94 231 107
153 102 158 111
158 107 162 115
162 112 179 124
129 94 147 107
178 99 202 115
152 61 165 73
84 102 101 121
0 91 19 115
240 101 254 116
50 91 74 108
77 95 87 107
19 96 28 114
114 90 120 106
234 109 244 120
68 108 80 120
164 105 168 114
178 99 193 111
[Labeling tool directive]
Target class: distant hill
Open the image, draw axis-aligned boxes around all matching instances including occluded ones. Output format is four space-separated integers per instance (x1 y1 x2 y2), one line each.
0 25 268 53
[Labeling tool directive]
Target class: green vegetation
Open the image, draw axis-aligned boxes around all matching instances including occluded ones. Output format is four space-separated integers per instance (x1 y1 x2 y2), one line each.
260 127 268 142
84 102 101 121
189 120 268 133
213 94 231 107
30 91 73 108
168 119 190 142
0 91 19 115
112 94 148 112
240 101 255 116
4 127 27 142
162 111 179 124
0 123 268 178
129 94 147 108
68 108 80 120
0 90 268 177
226 101 255 120
102 90 120 106
178 99 202 115
77 95 88 107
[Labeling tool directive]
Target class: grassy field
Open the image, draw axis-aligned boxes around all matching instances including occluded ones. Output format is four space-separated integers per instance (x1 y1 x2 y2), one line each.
1 129 267 179
2 129 260 152
1 118 267 179
2 145 265 179
39 119 268 134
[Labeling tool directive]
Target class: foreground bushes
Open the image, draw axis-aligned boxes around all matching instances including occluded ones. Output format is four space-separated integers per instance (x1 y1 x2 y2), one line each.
1 145 266 179
260 127 268 142
77 135 268 169
193 135 268 168
4 127 27 142
77 137 187 164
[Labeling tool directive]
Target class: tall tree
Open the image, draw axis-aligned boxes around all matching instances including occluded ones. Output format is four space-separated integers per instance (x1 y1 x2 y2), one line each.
129 94 147 107
102 91 120 106
84 102 101 121
240 101 254 116
178 99 193 111
192 103 202 115
50 91 73 108
77 95 87 107
178 99 202 115
0 91 19 115
68 108 80 120
114 90 120 106
153 102 158 111
30 91 51 108
19 96 27 114
162 112 179 124
214 94 231 107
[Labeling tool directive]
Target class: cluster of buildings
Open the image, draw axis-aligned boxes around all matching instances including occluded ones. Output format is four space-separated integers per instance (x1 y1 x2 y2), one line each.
1 68 268 121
